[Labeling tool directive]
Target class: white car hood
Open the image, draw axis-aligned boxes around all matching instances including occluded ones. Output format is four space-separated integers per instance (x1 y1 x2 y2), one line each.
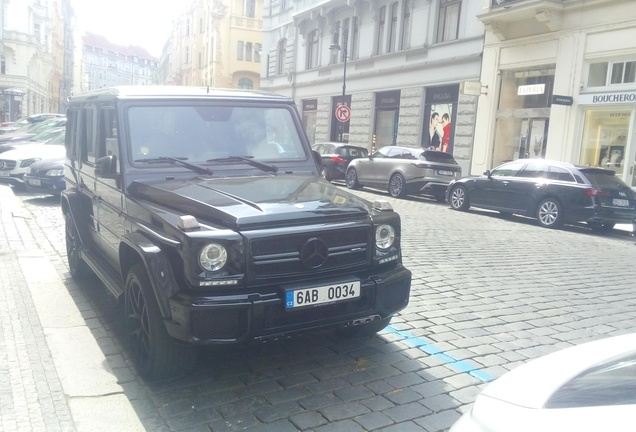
1 144 65 160
480 333 636 408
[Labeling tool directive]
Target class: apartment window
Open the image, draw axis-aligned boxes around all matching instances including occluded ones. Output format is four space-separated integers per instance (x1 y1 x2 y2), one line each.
34 24 41 42
200 18 204 33
437 0 461 43
376 6 386 55
186 19 191 35
245 0 256 18
185 47 190 63
277 39 287 74
246 42 253 61
589 60 636 87
198 52 202 68
388 3 399 53
350 17 359 59
255 43 262 62
306 30 319 69
238 78 253 89
237 41 244 60
400 0 411 50
280 0 289 10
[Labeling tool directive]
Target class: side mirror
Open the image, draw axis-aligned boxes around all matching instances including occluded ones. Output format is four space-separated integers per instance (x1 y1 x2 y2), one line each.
95 155 119 179
484 169 492 178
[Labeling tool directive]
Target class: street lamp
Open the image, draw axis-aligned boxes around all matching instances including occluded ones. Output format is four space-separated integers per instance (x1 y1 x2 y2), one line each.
329 25 348 142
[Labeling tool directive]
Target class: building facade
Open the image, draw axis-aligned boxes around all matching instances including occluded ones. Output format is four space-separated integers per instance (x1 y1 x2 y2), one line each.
158 0 262 90
475 0 636 184
82 33 158 91
261 0 484 175
0 0 72 122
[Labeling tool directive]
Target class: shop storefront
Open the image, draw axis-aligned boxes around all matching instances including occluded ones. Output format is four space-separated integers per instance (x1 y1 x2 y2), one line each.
578 92 636 187
421 85 459 154
301 99 317 145
373 90 401 148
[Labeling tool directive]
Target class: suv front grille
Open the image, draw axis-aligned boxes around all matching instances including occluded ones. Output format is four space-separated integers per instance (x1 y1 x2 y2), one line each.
250 226 369 277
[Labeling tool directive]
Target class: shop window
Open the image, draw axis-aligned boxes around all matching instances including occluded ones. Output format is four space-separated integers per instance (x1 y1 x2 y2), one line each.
588 60 636 87
579 108 630 175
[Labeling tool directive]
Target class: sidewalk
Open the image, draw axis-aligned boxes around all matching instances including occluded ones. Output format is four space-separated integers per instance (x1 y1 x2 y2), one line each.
0 185 144 432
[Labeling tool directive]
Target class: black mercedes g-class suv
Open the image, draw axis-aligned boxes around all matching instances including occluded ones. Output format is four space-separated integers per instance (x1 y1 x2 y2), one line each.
62 86 411 379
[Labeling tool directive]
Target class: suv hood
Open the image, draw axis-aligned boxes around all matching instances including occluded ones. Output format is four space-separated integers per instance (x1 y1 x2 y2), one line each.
129 175 373 229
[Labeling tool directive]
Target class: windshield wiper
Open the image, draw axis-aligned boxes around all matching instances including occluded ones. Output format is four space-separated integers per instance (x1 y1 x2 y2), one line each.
206 156 278 173
133 156 214 175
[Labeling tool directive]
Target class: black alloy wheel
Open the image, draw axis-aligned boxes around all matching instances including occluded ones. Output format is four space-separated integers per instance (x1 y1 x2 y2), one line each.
388 173 407 198
449 185 470 211
321 166 332 182
125 264 196 380
345 167 361 189
536 197 564 228
64 213 91 279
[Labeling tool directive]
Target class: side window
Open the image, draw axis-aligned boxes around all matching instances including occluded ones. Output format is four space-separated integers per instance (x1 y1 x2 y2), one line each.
66 108 80 160
548 166 576 182
518 163 548 178
84 105 99 164
373 147 391 158
491 161 526 177
102 107 120 174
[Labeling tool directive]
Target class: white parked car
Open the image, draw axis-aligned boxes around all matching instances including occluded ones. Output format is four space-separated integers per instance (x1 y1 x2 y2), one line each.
0 141 65 186
450 333 636 432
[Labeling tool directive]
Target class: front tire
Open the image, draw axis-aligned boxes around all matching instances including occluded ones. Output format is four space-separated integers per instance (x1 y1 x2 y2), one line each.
536 198 563 228
345 167 361 189
388 173 407 198
449 185 470 211
125 264 196 380
65 213 91 279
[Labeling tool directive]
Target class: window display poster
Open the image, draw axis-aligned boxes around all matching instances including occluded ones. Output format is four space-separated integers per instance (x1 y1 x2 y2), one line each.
422 84 459 153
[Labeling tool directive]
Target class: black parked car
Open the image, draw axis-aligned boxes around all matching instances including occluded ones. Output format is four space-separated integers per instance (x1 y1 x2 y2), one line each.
447 159 636 231
24 158 65 196
312 142 368 182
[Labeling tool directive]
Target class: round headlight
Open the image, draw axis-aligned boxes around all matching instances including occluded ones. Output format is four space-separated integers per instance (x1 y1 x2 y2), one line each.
375 224 396 250
199 243 227 272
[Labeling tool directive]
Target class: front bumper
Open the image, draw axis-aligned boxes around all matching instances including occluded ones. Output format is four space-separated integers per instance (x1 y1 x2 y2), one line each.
165 265 412 344
0 172 25 185
23 174 65 195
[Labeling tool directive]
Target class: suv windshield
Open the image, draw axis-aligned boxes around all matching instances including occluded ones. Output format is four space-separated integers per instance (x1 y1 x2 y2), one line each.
128 105 306 164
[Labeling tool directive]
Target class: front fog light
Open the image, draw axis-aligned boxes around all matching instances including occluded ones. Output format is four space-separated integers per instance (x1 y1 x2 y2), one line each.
199 243 227 271
375 224 396 250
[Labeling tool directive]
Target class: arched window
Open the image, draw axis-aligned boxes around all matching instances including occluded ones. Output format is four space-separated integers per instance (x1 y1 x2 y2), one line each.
238 78 253 89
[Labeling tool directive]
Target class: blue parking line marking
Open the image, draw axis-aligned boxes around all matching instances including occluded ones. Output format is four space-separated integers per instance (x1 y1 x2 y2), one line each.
385 325 494 383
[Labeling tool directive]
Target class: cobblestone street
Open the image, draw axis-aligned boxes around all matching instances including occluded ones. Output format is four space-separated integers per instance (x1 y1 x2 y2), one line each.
12 184 636 432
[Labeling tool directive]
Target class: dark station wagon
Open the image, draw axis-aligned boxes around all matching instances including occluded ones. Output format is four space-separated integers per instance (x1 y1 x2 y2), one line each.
61 86 412 379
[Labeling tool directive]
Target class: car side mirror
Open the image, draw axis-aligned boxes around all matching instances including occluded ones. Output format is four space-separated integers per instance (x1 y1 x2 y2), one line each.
95 155 119 179
484 169 492 178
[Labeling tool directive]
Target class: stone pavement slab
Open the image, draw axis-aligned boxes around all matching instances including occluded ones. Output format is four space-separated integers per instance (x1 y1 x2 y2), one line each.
0 185 145 431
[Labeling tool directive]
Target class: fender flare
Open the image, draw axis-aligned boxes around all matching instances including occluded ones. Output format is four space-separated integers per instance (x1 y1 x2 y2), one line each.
120 232 180 320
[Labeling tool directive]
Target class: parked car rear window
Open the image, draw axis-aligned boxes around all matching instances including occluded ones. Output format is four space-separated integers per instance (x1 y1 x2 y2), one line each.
581 169 629 188
341 147 368 158
422 151 457 164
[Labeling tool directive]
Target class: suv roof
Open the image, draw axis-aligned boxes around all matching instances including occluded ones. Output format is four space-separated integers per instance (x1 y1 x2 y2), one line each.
69 86 292 103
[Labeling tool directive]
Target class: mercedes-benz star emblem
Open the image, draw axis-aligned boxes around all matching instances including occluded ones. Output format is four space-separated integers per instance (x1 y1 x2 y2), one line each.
299 238 329 269
0 161 5 170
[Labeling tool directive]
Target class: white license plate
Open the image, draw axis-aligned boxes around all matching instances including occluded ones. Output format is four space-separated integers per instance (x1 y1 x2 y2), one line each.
612 198 629 207
27 178 41 186
285 280 361 309
437 170 454 176
0 171 9 176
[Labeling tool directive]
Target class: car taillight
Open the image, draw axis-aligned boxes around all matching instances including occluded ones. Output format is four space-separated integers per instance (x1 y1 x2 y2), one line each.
585 188 610 197
331 156 348 163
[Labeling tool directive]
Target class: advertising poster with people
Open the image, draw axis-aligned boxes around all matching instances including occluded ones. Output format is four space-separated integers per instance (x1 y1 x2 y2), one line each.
421 84 459 154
